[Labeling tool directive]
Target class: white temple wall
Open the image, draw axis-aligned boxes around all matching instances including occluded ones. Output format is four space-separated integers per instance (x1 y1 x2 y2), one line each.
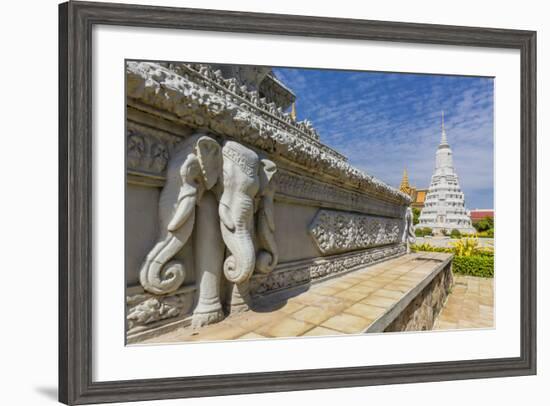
273 202 319 262
125 184 160 286
124 61 413 338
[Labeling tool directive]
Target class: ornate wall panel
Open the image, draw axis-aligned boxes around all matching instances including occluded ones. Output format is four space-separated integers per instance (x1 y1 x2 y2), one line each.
309 210 404 255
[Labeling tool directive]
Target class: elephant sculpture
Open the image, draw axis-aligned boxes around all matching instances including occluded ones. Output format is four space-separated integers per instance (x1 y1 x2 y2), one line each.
138 135 279 322
217 141 263 312
139 134 222 296
217 142 279 312
403 206 416 253
255 158 278 274
219 141 261 286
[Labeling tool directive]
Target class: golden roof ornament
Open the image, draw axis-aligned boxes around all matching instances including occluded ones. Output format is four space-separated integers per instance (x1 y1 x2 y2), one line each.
290 102 297 121
399 168 412 195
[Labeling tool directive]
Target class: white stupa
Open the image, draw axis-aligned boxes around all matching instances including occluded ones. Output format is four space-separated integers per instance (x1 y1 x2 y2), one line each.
418 112 476 234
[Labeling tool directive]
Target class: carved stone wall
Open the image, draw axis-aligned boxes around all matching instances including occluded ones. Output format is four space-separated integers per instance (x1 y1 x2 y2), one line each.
309 210 404 255
125 61 412 339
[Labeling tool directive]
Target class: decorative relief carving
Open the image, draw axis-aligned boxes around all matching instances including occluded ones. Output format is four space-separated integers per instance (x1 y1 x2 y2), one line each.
139 135 222 296
250 244 406 295
126 121 181 176
126 61 410 205
134 136 280 326
221 143 258 178
274 170 403 217
126 288 194 332
255 159 278 274
309 210 404 255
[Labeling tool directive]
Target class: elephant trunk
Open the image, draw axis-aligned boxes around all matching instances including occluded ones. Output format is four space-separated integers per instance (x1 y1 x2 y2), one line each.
223 230 256 284
220 196 257 284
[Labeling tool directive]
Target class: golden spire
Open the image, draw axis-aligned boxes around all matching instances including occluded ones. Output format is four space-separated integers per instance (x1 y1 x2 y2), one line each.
290 101 297 121
399 167 411 194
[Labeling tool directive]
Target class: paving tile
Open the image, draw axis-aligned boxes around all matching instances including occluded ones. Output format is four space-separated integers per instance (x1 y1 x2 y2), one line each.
192 324 249 341
325 281 357 292
347 284 379 295
231 310 287 331
334 289 369 302
359 280 389 289
321 313 373 334
398 275 424 283
371 289 404 300
343 302 386 320
479 304 494 313
349 273 375 281
312 286 341 296
257 317 315 337
291 305 334 325
434 320 458 330
361 295 398 309
290 292 334 306
340 275 368 284
479 298 494 307
380 282 411 293
277 301 307 315
301 326 345 337
434 275 494 331
370 276 398 283
236 332 268 340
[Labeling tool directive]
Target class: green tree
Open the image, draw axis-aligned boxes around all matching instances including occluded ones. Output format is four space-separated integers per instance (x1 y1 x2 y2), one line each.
474 216 494 232
450 229 461 238
412 208 420 225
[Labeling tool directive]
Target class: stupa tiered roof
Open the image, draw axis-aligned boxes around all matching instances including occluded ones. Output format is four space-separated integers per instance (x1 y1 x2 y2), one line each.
418 112 476 234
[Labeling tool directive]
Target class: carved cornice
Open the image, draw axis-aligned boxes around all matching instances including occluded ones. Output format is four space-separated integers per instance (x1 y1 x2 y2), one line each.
274 169 403 217
309 210 404 255
126 61 410 205
250 243 406 296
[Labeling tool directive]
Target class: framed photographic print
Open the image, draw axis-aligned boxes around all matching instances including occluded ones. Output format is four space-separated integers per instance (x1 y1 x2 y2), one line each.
59 1 536 404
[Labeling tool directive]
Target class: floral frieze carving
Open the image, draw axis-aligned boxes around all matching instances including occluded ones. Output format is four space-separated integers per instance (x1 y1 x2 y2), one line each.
126 288 194 333
127 126 170 174
309 210 404 255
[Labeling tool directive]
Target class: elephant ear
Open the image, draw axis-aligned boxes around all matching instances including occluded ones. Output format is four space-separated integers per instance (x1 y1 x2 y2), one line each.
259 159 277 192
195 136 222 190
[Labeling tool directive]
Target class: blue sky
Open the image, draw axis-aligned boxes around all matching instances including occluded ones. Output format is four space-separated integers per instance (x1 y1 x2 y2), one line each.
272 67 494 210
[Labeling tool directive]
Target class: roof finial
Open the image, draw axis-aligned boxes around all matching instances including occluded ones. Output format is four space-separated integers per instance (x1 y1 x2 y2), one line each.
290 101 297 121
399 167 411 194
440 110 448 145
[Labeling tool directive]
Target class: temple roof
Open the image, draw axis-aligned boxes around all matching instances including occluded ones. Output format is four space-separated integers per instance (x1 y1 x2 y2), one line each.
399 168 411 194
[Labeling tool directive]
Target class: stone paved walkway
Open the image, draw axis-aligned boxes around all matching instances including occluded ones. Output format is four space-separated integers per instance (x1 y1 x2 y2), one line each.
140 252 453 344
433 275 494 330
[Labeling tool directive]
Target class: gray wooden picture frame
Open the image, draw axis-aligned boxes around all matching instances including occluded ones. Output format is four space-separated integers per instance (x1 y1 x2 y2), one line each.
59 1 537 404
